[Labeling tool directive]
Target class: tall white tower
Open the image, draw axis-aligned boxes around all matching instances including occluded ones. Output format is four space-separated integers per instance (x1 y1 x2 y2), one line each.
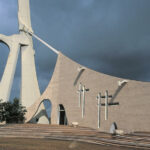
18 0 40 107
18 0 49 123
0 0 49 124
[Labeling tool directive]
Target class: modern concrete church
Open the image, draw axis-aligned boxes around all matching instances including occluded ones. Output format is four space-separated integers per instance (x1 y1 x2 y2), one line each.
0 0 150 133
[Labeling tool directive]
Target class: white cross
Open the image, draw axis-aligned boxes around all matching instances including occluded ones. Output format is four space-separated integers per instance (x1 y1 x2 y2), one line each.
96 93 101 128
97 90 112 124
81 85 89 118
77 83 82 107
105 90 108 120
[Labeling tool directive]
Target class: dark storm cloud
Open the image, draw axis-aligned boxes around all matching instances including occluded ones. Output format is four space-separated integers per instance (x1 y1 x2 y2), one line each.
0 0 18 35
1 0 150 99
31 0 150 82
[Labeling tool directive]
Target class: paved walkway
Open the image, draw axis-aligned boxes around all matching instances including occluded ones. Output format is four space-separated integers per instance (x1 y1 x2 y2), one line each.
0 124 150 149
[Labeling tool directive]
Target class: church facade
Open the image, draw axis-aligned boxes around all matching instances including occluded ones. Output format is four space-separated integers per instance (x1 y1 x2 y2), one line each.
26 52 150 133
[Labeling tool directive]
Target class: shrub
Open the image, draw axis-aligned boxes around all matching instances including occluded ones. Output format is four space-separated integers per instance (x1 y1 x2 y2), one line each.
0 98 27 123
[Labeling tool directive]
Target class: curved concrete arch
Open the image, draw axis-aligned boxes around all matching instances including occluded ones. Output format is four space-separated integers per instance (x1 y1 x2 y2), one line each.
0 34 12 49
0 40 10 50
0 41 10 81
0 35 21 102
25 98 52 123
0 33 32 102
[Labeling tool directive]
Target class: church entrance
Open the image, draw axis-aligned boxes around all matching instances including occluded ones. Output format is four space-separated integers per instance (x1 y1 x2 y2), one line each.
58 104 68 125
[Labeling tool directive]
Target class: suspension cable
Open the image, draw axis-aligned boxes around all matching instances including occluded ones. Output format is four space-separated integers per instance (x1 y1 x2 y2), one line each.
29 31 59 55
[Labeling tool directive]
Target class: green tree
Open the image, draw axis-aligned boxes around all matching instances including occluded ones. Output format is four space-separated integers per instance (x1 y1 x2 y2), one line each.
0 98 27 123
0 99 5 122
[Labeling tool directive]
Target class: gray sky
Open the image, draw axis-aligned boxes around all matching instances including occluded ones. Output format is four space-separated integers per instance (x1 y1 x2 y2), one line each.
0 0 150 100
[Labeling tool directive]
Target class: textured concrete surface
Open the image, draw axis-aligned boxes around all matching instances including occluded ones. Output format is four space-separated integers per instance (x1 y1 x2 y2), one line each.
0 34 29 102
26 52 150 133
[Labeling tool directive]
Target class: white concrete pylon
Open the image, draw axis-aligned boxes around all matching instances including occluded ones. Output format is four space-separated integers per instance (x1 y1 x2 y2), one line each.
18 0 41 107
18 0 33 33
0 34 29 102
18 0 49 124
0 0 49 124
0 35 19 102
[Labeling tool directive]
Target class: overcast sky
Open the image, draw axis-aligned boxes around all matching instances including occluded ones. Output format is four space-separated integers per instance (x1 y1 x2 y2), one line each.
0 0 150 100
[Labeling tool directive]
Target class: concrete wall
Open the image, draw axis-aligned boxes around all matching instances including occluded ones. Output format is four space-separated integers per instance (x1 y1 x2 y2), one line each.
26 52 150 133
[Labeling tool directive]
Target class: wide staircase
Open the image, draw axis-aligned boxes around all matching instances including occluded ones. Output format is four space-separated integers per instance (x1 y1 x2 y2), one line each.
0 124 150 149
0 124 104 139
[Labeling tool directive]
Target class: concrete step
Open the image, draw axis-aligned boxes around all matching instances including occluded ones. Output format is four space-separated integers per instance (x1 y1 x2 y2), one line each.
0 124 150 149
